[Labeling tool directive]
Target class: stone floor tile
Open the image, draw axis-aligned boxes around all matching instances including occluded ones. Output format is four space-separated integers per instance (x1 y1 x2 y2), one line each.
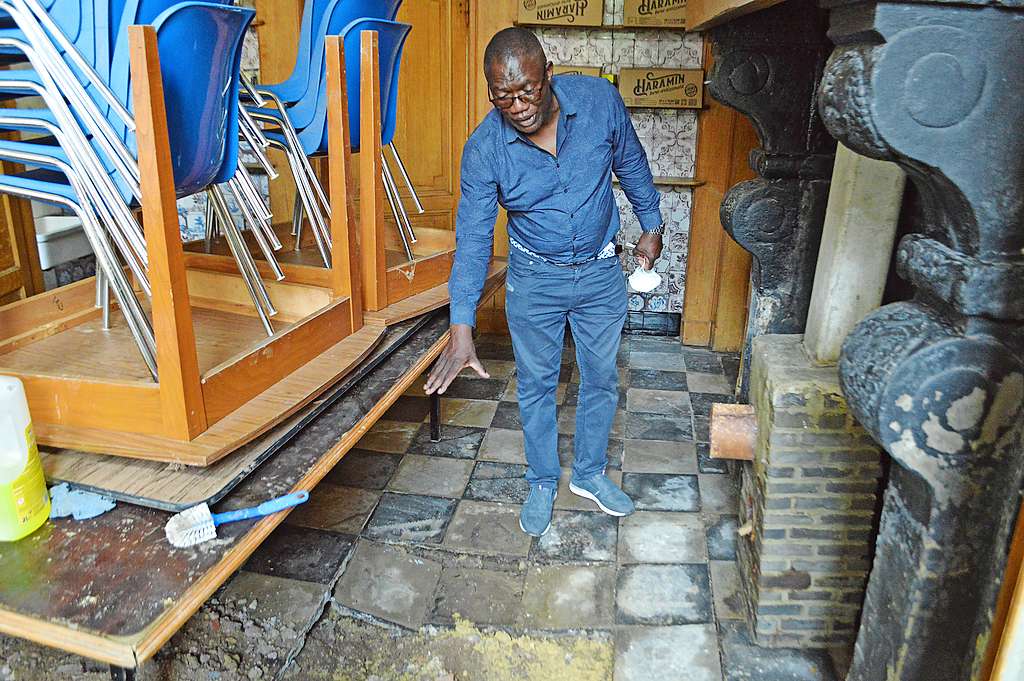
710 560 745 621
557 434 624 470
478 428 527 464
707 515 739 561
382 395 431 423
555 469 623 511
244 525 354 584
616 564 713 625
629 368 688 392
363 493 456 544
520 565 616 628
474 342 516 361
438 398 498 428
480 358 517 379
626 388 692 418
287 483 380 535
622 473 701 511
386 455 474 498
325 450 402 489
689 391 736 417
443 500 533 556
490 401 523 429
334 540 442 630
558 406 625 439
533 510 618 563
358 420 422 454
464 462 530 504
722 355 741 388
615 624 723 681
409 424 486 459
444 376 509 401
697 442 730 474
622 439 698 474
687 372 735 396
629 351 686 372
431 565 524 626
403 373 428 396
694 415 711 443
719 620 838 681
631 336 684 355
624 411 693 441
618 511 707 564
700 474 740 514
683 348 725 374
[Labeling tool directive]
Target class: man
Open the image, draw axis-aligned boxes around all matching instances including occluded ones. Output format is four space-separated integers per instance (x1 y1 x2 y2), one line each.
425 28 664 537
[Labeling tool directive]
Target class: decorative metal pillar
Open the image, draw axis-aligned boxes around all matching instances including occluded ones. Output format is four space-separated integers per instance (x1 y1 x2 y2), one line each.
821 3 1024 680
707 0 836 397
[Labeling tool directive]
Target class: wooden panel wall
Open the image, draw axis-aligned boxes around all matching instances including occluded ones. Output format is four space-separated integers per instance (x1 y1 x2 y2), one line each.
0 155 41 304
681 38 754 352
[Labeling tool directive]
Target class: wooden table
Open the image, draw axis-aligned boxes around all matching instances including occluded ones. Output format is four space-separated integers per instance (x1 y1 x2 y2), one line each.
0 311 454 679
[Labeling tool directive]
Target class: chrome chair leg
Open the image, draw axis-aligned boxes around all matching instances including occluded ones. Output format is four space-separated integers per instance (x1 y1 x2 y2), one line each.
381 162 414 262
388 142 424 213
223 179 284 281
382 154 417 245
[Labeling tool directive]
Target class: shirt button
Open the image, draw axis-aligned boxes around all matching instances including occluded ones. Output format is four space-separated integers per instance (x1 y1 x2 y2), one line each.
563 188 569 193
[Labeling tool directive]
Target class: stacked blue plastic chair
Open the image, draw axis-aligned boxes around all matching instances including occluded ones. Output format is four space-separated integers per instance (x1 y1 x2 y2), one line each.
247 0 419 265
0 0 263 374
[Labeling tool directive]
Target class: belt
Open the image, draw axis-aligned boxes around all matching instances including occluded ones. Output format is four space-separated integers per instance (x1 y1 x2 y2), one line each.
509 237 617 267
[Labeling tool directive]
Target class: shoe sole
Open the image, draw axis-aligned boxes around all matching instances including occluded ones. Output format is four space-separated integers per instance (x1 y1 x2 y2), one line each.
569 482 630 517
519 517 551 537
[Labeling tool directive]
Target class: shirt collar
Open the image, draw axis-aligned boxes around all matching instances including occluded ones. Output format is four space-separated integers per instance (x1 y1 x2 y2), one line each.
500 75 578 145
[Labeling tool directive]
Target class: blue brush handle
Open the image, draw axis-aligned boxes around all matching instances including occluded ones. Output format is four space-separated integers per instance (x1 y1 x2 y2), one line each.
211 491 310 526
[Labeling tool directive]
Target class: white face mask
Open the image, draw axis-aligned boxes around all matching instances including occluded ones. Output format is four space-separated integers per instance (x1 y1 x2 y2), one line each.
628 266 661 293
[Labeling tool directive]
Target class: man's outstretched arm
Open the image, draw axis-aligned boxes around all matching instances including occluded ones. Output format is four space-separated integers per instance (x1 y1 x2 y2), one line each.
426 143 499 395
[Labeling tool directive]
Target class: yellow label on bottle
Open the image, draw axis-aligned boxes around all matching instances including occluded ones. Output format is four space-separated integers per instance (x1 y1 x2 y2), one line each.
0 423 50 541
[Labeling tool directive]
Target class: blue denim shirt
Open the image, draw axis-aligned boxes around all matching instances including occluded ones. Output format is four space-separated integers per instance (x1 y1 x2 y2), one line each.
448 74 663 326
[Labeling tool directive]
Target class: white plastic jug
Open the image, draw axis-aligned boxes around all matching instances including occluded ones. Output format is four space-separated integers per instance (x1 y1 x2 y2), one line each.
0 376 49 541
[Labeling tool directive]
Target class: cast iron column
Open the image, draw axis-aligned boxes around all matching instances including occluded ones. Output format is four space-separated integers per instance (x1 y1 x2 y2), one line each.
821 4 1024 680
706 0 836 397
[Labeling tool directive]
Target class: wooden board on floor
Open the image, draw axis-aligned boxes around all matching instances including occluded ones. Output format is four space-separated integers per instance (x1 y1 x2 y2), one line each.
41 315 434 511
0 313 454 669
364 258 506 326
34 323 387 466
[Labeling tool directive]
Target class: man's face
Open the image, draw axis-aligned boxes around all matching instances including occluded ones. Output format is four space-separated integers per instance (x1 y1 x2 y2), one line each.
486 56 555 135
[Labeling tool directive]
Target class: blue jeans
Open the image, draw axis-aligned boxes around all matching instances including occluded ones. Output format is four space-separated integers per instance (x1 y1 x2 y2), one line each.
504 249 627 486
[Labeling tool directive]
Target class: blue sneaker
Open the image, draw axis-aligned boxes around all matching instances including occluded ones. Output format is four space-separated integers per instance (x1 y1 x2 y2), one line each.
569 474 635 517
520 483 556 537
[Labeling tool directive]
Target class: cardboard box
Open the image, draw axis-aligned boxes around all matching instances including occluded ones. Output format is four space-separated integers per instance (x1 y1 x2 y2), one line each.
624 0 687 27
517 0 604 27
552 65 603 77
618 68 704 108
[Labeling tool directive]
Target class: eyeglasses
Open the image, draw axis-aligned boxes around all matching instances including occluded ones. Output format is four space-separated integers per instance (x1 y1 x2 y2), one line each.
488 72 549 110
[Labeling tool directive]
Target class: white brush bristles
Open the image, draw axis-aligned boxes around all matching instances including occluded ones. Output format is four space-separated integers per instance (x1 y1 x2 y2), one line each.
165 502 218 548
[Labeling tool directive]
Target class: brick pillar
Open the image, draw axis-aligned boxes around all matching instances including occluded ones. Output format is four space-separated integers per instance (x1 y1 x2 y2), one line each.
739 334 884 650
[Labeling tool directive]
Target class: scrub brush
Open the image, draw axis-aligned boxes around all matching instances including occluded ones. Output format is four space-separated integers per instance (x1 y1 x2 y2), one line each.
165 491 309 548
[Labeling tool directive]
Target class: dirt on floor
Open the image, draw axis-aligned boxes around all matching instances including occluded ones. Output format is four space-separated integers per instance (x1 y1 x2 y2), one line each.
286 610 614 681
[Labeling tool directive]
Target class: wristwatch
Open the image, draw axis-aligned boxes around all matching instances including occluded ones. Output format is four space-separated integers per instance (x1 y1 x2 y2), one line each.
643 224 665 236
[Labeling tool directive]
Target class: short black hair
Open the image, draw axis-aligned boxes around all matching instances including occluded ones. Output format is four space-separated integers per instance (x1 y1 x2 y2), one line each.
483 27 546 76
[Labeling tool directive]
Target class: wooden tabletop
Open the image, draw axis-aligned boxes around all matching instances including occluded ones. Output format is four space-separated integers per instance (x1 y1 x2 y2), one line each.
0 312 452 669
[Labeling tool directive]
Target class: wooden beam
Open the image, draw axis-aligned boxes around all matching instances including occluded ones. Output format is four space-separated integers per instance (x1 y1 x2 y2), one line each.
129 26 207 440
325 36 363 331
359 30 387 312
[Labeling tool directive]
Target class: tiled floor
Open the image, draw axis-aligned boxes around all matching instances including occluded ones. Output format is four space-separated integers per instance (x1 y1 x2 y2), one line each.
245 332 777 680
0 333 839 681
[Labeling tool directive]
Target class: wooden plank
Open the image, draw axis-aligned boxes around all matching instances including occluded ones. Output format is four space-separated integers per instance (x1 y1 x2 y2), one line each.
682 36 755 348
985 501 1024 680
129 26 206 440
359 30 387 311
386 251 454 304
0 275 97 343
34 324 386 466
383 225 456 256
365 259 506 326
325 36 363 331
130 326 451 664
185 269 331 323
15 375 164 436
183 250 332 288
201 299 353 424
686 0 786 31
0 610 137 668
